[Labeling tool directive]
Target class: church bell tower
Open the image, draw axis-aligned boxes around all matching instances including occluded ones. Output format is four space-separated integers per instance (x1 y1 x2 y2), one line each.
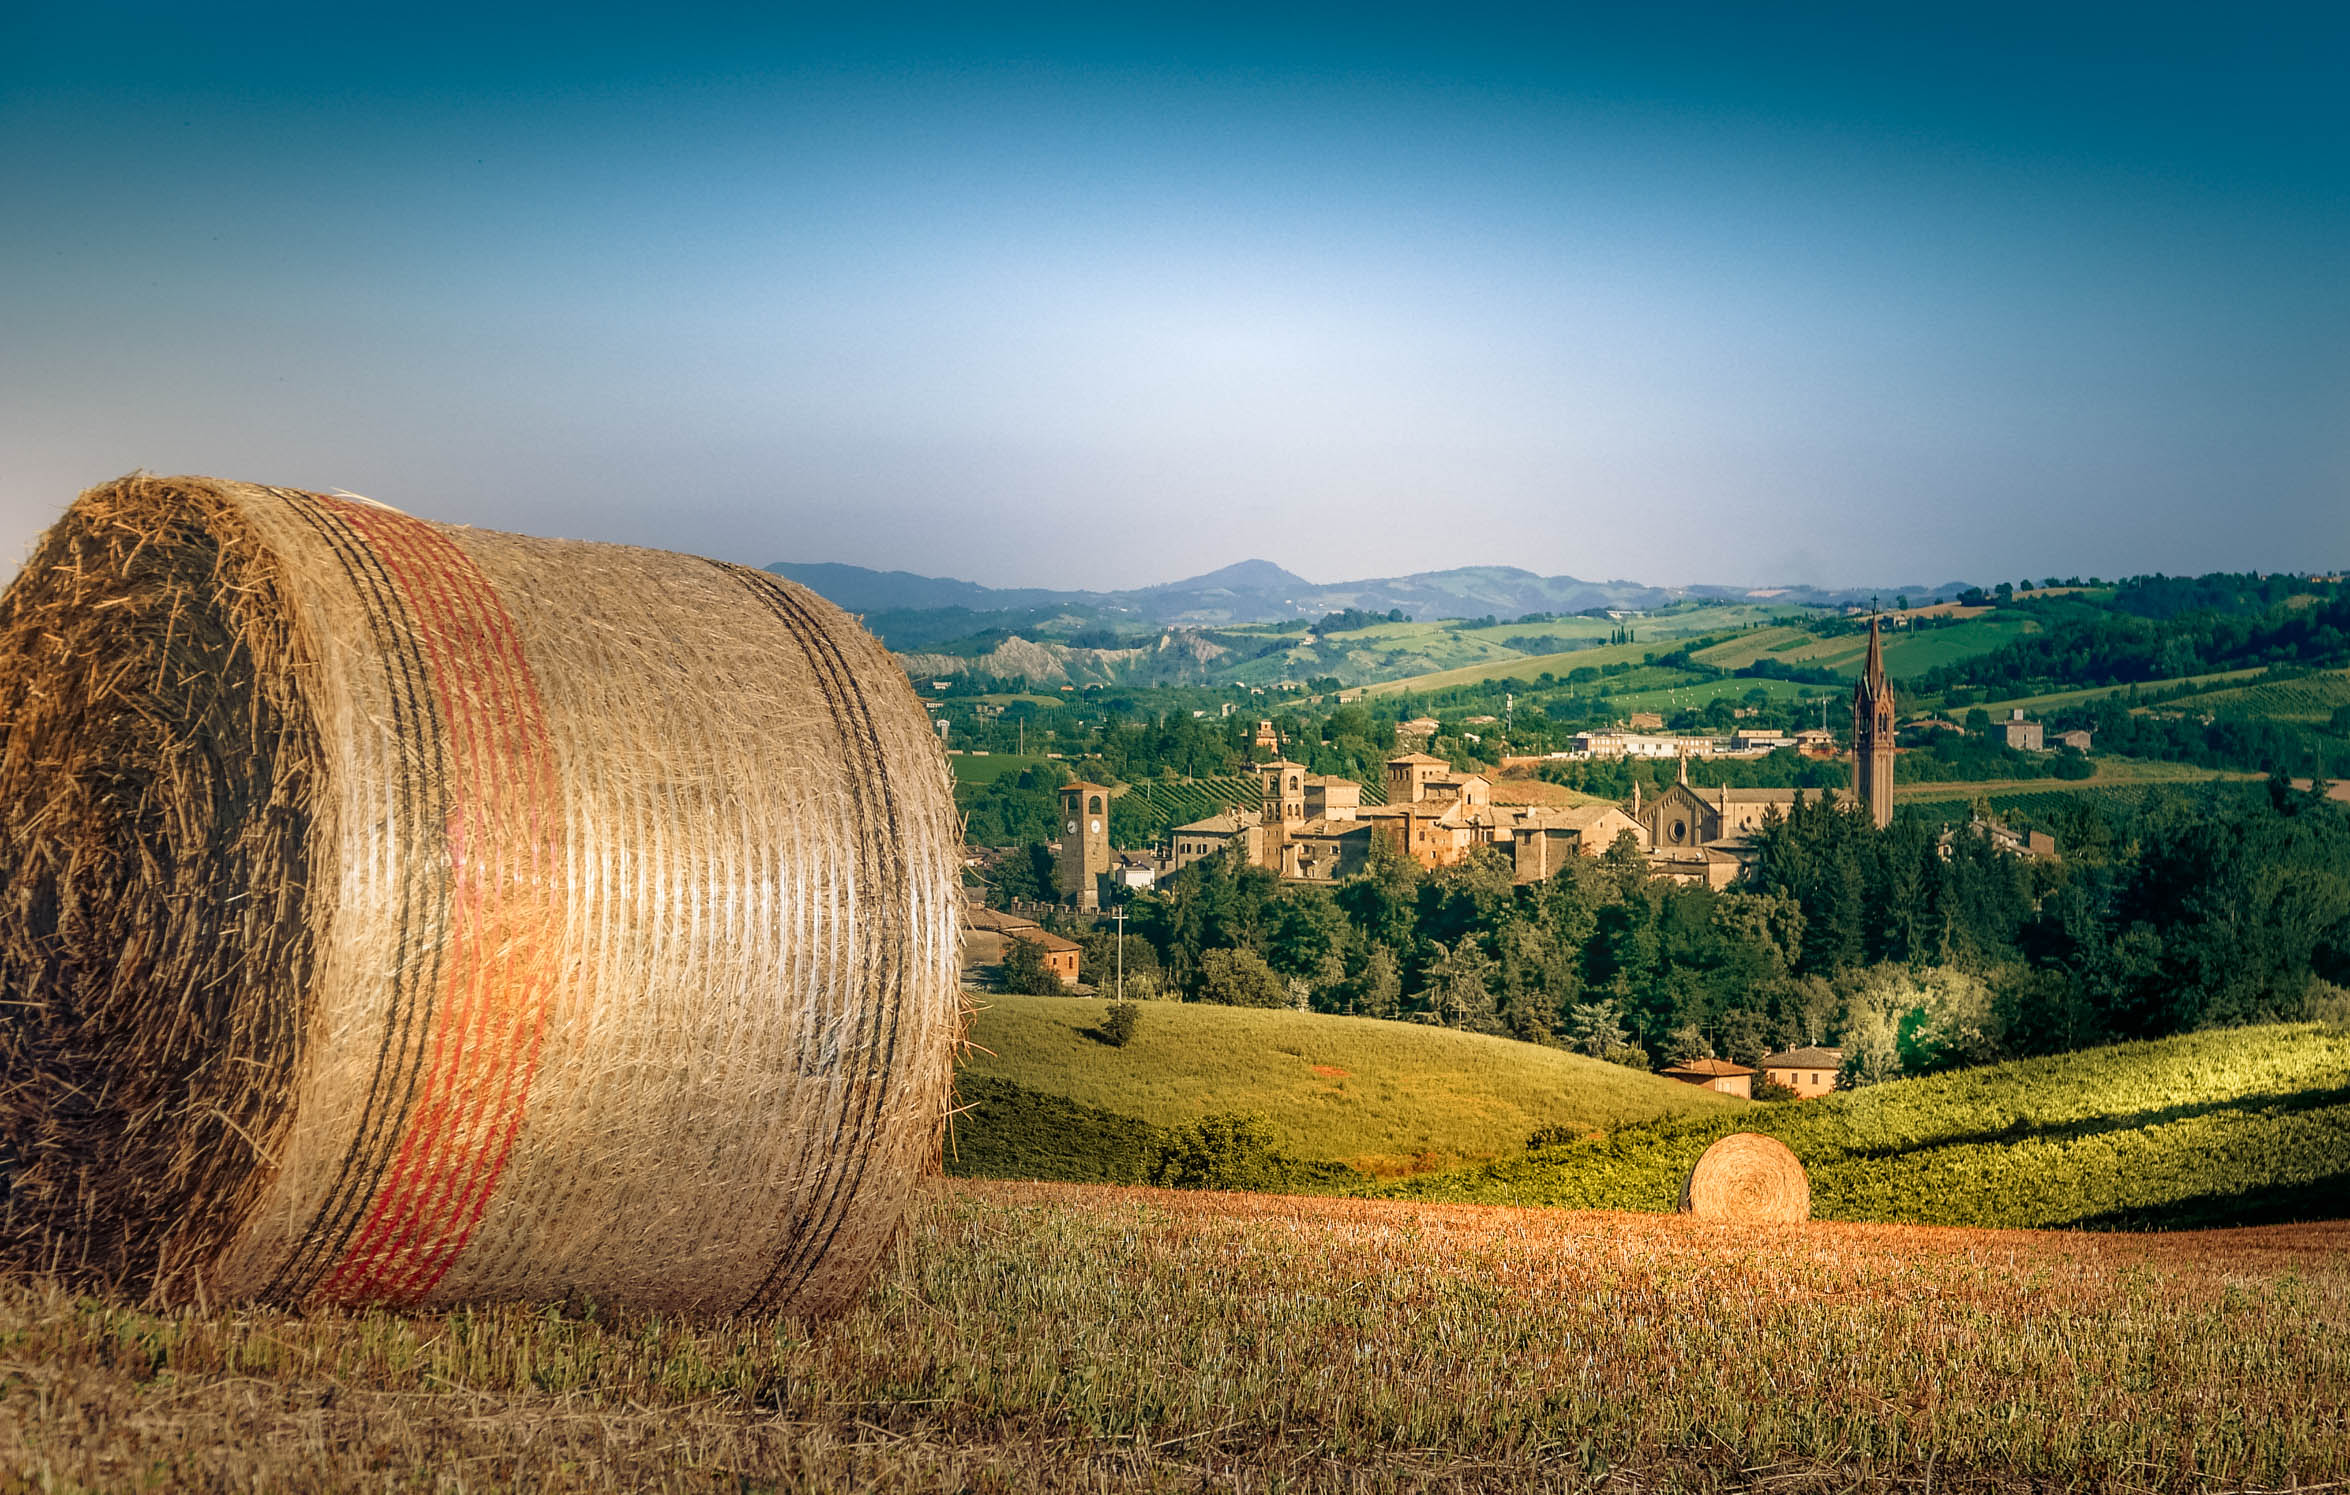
1851 616 1895 828
1058 782 1113 910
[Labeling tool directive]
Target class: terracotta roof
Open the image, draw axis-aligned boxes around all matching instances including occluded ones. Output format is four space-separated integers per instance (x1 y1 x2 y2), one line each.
1289 817 1373 839
964 907 1040 933
1385 752 1449 766
1011 928 1082 953
1172 810 1254 834
1760 1046 1845 1068
1554 804 1630 829
1661 1058 1754 1078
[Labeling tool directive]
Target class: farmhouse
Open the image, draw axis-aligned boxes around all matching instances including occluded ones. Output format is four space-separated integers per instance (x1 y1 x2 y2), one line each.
1758 1046 1844 1098
1659 1057 1754 1098
961 906 1083 984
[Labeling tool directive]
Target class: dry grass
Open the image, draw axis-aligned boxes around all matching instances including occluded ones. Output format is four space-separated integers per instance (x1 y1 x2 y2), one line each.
1 1180 2344 1492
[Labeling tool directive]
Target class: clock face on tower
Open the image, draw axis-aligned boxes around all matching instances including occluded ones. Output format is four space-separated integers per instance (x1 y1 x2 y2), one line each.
1066 819 1077 834
1089 818 1101 833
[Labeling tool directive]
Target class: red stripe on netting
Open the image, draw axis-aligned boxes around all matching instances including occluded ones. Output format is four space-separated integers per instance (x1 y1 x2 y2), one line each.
311 500 563 1307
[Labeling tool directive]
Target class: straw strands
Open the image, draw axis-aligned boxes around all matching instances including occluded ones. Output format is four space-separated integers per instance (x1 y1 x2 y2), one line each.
1678 1132 1811 1223
0 475 961 1316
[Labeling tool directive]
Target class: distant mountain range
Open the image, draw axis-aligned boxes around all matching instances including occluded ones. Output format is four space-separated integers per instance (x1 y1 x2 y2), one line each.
763 557 1967 628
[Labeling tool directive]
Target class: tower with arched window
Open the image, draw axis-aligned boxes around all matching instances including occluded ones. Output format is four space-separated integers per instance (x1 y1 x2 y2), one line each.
1057 781 1113 909
1851 617 1896 828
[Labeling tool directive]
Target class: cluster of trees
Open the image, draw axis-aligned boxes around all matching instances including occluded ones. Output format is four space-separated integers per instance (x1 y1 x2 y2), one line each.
2047 693 2350 780
1918 590 2350 698
1096 780 2348 1085
1315 607 1412 632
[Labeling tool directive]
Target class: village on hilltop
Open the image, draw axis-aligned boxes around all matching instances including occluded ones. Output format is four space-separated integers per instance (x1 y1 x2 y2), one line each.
1098 617 1907 898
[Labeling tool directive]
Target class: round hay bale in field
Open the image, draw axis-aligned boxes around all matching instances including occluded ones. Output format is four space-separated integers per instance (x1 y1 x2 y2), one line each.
1679 1132 1810 1223
0 475 961 1316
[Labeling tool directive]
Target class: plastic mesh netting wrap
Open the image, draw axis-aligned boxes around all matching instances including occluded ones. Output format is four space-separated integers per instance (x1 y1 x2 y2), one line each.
0 476 960 1315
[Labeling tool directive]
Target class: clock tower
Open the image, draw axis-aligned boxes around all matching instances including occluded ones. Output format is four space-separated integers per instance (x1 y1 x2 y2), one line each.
1057 781 1113 909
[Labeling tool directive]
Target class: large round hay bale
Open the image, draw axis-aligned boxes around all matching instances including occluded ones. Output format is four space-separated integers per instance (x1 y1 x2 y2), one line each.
1678 1132 1810 1223
0 475 960 1315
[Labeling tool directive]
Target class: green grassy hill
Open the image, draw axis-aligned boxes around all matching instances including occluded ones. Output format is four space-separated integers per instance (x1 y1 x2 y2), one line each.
1694 615 2045 680
955 994 1740 1175
1970 666 2266 719
1378 1024 2350 1229
945 751 1050 787
1365 638 1668 695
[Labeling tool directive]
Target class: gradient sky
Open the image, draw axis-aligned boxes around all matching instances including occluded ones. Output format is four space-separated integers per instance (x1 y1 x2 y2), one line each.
4 2 2345 590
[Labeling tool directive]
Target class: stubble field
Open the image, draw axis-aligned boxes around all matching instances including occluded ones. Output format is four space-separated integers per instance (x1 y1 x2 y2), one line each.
1 1181 2343 1493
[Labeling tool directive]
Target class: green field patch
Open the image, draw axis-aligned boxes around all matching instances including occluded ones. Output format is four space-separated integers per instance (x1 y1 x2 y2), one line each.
1604 676 1837 713
1367 637 1670 695
1689 624 1814 670
1379 1024 2350 1229
947 752 1053 787
958 994 1738 1175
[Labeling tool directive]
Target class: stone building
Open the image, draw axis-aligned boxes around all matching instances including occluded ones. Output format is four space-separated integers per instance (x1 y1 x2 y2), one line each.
1630 760 1824 858
1169 752 1642 883
1057 781 1113 910
961 905 1082 985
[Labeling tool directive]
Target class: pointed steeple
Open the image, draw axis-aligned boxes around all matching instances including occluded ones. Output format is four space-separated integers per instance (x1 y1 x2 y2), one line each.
1851 614 1895 829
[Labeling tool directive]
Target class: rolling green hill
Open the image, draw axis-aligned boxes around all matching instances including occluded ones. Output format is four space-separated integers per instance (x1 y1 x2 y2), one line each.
2170 668 2350 722
1704 615 2044 680
1378 1024 2350 1229
956 994 1741 1175
1970 666 2267 719
1364 638 1668 695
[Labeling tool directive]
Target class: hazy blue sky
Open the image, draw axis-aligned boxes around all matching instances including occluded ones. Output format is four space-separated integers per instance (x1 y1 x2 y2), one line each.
4 3 2344 589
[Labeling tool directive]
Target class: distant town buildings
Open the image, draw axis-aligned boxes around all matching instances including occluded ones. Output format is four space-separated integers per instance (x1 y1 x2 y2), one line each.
1166 752 1645 885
